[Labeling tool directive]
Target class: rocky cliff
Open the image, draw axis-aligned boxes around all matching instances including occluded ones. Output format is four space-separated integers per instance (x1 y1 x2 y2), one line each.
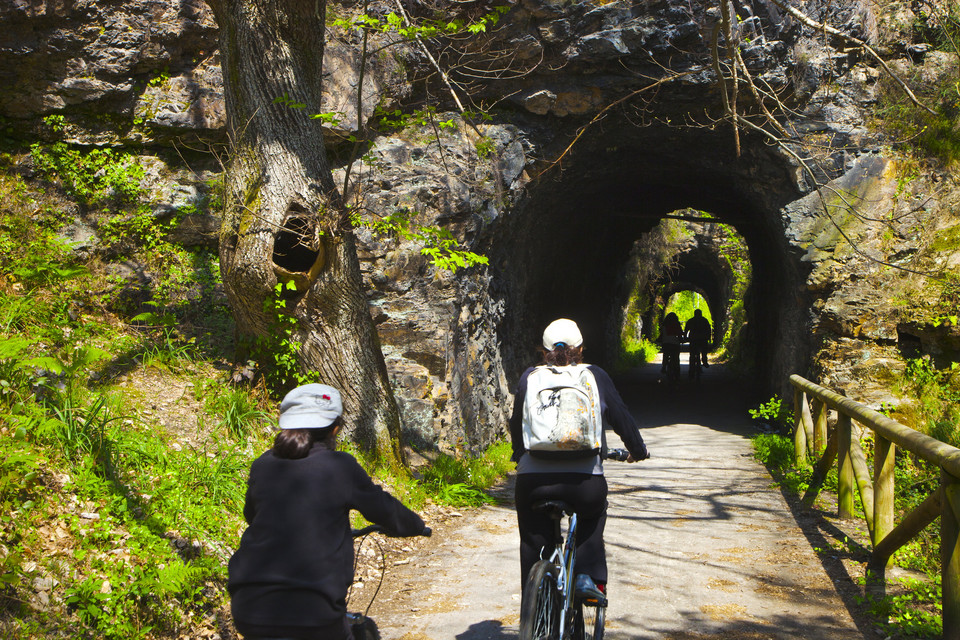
1 0 958 450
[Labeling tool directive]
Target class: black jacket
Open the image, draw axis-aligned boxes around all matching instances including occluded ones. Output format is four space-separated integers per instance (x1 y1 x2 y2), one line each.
228 442 425 631
509 364 648 463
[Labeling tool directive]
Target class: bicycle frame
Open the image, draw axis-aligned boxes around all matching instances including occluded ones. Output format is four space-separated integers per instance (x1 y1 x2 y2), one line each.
539 509 579 638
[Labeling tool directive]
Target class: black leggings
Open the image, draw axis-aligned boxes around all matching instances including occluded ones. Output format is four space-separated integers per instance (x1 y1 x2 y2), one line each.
234 617 353 640
515 473 608 588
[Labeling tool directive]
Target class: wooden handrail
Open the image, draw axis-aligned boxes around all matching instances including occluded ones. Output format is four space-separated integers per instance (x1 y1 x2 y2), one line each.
790 375 960 477
789 374 960 639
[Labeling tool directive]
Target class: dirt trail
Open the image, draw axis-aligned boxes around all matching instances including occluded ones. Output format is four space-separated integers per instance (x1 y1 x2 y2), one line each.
363 361 870 639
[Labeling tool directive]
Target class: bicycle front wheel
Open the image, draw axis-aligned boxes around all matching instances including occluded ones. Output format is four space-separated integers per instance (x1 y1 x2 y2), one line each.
574 600 605 640
519 560 561 640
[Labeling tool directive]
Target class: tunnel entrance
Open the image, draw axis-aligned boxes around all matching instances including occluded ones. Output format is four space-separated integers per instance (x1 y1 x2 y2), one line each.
492 122 811 399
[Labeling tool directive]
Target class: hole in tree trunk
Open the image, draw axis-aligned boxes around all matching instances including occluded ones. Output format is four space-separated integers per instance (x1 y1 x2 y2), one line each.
272 205 325 299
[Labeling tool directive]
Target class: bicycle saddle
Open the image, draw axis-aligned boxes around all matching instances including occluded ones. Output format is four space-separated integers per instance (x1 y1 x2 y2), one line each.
532 500 574 519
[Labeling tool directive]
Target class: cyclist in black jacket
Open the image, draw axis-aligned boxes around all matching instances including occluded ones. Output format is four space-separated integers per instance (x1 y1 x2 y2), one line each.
509 319 648 596
228 384 427 640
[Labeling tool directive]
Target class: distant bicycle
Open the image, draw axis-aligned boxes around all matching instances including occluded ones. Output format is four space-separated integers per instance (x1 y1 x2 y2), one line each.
519 448 634 640
663 348 681 387
688 349 702 382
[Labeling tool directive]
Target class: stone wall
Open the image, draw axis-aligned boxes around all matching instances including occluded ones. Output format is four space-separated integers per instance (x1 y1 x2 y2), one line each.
2 0 959 448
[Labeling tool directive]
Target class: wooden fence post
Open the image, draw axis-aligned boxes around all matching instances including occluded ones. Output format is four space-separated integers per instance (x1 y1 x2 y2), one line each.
794 388 807 465
873 435 895 552
837 414 854 520
812 397 827 454
943 470 960 640
801 396 815 456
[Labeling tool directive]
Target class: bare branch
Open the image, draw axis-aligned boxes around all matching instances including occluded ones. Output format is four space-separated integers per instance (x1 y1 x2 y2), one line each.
765 0 936 115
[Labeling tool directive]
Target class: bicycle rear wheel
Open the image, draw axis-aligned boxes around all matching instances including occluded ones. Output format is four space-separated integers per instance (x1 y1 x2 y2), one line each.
519 560 561 640
574 601 605 640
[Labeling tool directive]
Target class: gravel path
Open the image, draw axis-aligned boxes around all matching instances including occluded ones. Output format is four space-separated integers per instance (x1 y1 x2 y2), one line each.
365 361 870 639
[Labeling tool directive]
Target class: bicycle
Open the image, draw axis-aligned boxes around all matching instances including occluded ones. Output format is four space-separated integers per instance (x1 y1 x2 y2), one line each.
662 346 681 387
518 448 634 640
348 524 432 640
688 347 702 382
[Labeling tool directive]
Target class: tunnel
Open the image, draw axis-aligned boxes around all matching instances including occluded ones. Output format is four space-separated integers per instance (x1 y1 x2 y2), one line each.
490 121 813 397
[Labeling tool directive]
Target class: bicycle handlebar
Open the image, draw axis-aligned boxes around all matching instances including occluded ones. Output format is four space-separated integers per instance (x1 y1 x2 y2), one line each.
604 448 650 462
352 524 432 538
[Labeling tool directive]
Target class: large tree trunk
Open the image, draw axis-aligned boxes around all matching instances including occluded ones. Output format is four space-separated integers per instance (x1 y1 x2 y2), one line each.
207 0 401 458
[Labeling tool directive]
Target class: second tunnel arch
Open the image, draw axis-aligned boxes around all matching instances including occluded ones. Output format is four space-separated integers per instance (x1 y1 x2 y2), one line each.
489 124 814 400
642 216 752 363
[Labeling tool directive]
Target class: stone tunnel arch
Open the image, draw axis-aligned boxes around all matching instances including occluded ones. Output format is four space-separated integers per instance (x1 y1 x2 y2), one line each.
490 123 812 399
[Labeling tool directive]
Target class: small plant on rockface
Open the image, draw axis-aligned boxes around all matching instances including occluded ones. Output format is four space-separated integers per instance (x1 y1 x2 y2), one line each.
30 143 145 206
331 8 510 47
42 114 66 134
474 135 496 160
100 205 180 252
873 1 960 167
355 207 488 273
148 68 170 87
893 357 960 446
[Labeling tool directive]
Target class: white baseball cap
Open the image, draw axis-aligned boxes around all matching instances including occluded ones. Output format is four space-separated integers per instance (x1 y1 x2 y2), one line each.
542 318 583 350
278 384 343 429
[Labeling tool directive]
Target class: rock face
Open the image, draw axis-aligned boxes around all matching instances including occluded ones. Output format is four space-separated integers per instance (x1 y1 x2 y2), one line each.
2 0 959 449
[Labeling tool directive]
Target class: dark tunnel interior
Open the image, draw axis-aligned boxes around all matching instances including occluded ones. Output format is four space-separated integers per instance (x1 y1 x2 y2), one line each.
492 123 811 397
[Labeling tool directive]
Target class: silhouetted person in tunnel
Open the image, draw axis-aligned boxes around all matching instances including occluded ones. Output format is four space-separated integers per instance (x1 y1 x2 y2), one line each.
684 309 711 370
660 312 683 377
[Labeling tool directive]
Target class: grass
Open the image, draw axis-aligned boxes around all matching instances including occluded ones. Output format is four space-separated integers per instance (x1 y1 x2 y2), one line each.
617 335 659 370
418 440 515 507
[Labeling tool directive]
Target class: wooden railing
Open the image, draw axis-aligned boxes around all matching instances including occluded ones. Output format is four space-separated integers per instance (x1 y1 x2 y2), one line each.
790 374 960 639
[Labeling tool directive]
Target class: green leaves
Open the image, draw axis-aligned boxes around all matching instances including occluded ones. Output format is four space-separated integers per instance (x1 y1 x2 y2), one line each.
748 394 793 429
361 207 488 273
332 5 510 39
30 143 145 207
273 94 346 125
249 281 319 392
272 93 306 111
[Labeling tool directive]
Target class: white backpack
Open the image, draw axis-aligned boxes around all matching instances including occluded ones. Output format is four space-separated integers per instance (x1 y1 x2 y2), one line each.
522 364 603 459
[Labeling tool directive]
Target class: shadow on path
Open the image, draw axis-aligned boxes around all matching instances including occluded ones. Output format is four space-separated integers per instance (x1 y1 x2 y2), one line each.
611 358 873 639
372 358 870 640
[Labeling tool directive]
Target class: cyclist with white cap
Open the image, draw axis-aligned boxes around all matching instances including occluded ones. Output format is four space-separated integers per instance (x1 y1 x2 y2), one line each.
509 318 649 598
